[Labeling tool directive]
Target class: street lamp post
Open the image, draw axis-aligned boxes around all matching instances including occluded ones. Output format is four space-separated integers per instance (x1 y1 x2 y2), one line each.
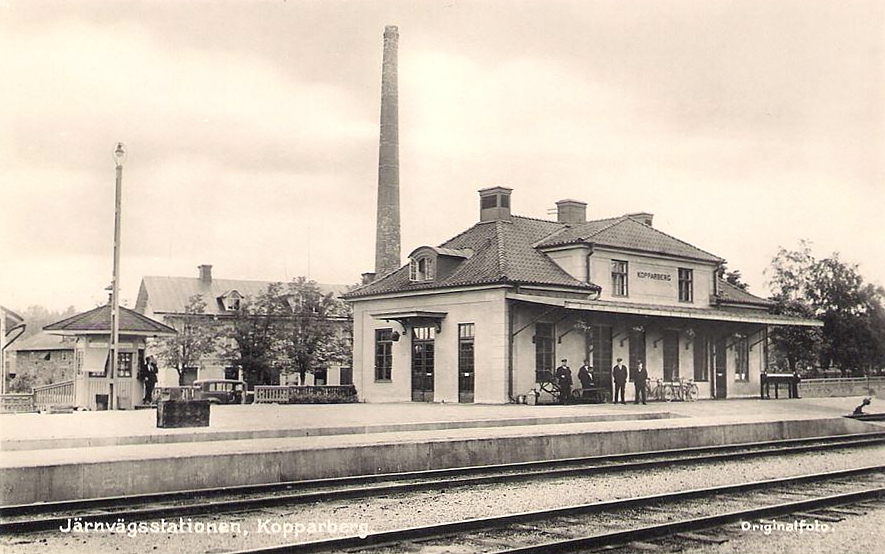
109 142 127 410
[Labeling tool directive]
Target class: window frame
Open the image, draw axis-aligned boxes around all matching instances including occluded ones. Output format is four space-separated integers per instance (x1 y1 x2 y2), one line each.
678 268 694 303
611 260 628 297
374 328 394 382
409 256 435 282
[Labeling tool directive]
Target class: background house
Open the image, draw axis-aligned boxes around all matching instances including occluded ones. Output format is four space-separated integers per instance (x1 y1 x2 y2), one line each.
135 264 351 387
9 333 77 390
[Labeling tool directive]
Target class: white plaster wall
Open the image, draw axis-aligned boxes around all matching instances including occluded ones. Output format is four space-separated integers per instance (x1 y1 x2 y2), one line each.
545 247 590 283
351 288 508 403
589 249 716 308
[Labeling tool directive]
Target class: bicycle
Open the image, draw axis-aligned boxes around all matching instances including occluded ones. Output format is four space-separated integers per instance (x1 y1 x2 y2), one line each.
644 379 674 402
668 377 699 402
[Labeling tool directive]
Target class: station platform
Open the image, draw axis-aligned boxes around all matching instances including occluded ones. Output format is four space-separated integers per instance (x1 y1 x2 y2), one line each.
1 396 882 505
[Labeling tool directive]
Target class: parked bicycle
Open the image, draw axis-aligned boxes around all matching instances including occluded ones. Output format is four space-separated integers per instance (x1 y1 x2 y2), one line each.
669 377 699 402
645 379 673 402
643 377 699 402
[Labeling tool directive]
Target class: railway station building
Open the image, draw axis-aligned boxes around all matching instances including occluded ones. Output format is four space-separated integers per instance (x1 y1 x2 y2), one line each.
344 187 821 404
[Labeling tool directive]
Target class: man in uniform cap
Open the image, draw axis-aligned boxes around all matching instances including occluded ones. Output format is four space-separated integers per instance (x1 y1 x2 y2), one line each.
612 358 628 404
555 359 572 405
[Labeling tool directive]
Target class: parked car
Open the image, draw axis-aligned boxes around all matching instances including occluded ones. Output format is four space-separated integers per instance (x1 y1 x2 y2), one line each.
192 379 247 404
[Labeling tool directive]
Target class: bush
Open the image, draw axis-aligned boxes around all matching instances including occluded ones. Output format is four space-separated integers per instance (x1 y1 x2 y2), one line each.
287 386 358 404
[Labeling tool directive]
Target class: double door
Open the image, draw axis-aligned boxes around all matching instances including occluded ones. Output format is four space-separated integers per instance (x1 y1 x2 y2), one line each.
411 327 435 402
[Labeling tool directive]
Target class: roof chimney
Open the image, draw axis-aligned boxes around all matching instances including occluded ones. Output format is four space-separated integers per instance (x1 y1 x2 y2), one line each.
374 25 401 276
478 186 512 222
198 264 213 283
627 212 654 227
555 199 587 224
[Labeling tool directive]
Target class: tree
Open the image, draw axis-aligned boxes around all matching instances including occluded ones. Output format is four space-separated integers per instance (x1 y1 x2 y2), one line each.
222 284 284 389
155 294 218 385
724 269 749 291
766 241 885 375
16 305 77 340
765 241 822 373
274 277 351 386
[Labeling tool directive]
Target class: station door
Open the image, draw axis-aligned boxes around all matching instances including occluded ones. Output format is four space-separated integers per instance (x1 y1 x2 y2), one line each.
411 327 435 402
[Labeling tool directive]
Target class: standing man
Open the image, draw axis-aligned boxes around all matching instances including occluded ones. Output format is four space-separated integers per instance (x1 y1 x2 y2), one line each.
555 359 572 405
612 358 628 404
143 355 158 404
634 361 648 405
578 360 594 390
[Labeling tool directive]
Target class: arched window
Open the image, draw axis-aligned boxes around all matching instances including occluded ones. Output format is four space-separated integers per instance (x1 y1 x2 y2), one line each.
409 256 435 282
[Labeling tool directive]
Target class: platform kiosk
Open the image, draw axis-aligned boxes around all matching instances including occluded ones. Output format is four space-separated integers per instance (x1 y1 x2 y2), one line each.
44 304 176 410
760 371 801 399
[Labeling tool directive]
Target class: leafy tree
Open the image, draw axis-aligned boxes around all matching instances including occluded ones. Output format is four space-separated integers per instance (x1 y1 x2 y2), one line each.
724 269 749 291
155 294 218 385
766 241 885 375
222 284 285 389
768 298 822 373
274 277 351 386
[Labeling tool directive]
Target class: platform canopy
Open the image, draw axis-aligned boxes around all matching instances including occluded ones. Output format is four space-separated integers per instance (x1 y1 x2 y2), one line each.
371 310 447 332
506 293 822 327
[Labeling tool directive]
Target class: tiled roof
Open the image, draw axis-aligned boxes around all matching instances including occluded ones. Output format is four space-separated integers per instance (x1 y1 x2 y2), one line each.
136 277 348 316
344 216 600 298
537 216 724 263
11 332 75 352
715 280 775 307
44 305 177 335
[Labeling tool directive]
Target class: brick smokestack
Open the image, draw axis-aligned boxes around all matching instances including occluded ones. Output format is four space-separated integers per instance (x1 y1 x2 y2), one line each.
374 25 401 276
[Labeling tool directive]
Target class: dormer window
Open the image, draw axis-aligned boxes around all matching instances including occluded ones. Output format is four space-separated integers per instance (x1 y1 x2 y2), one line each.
220 290 243 311
409 256 435 282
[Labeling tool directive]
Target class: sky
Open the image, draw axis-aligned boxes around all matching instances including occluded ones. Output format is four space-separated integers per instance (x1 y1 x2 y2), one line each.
1 0 883 313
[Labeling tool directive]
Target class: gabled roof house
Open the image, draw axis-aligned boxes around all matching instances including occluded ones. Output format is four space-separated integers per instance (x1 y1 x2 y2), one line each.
344 187 820 404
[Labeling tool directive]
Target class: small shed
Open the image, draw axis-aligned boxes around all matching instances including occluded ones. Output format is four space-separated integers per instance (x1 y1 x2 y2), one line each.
44 304 176 410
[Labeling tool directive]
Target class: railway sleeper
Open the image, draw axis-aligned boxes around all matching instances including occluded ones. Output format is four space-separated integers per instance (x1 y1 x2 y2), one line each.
791 511 844 522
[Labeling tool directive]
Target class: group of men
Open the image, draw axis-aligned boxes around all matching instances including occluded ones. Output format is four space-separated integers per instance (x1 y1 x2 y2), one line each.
554 357 649 405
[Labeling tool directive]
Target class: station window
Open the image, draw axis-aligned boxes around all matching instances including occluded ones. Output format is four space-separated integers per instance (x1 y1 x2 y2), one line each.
678 268 693 303
611 260 628 297
734 336 749 382
374 328 394 382
409 256 435 282
535 323 555 383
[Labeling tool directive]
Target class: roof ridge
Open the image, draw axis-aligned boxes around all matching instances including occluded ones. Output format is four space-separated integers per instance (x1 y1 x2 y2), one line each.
532 226 570 248
43 304 104 331
495 220 508 279
620 218 724 262
584 215 630 240
510 214 558 224
439 221 488 248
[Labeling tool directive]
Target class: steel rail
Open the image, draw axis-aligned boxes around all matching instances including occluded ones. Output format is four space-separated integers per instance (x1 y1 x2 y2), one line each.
489 487 885 554
221 465 885 554
2 433 884 534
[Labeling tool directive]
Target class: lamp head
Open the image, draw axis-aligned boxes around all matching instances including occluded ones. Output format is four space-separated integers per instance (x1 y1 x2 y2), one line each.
113 142 127 167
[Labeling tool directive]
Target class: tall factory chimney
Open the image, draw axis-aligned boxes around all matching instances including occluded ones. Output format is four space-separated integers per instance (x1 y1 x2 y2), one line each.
374 25 401 277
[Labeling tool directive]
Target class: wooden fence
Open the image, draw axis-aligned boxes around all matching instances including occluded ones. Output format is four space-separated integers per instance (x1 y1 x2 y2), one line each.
34 380 75 410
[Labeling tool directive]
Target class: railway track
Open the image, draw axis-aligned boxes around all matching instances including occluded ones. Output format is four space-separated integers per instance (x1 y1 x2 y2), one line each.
224 465 885 554
2 432 884 534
